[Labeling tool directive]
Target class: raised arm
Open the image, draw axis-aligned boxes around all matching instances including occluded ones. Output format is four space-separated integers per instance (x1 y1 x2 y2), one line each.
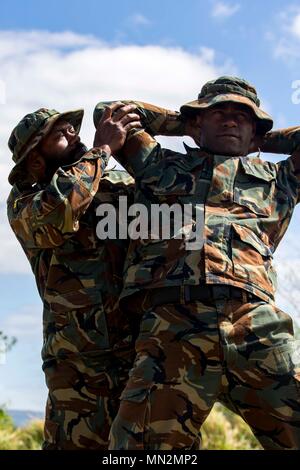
94 102 165 175
8 105 140 249
7 148 110 249
253 126 300 155
94 100 185 138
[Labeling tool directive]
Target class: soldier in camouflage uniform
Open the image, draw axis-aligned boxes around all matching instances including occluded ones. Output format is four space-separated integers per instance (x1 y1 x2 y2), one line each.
6 102 190 450
6 104 142 449
94 76 300 450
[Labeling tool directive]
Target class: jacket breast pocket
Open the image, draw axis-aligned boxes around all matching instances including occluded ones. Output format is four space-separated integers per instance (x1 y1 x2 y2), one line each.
230 223 276 293
233 159 276 217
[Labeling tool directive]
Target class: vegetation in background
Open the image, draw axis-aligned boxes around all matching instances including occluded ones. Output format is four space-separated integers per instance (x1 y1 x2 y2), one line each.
0 403 261 450
0 331 17 352
202 404 262 450
0 407 43 450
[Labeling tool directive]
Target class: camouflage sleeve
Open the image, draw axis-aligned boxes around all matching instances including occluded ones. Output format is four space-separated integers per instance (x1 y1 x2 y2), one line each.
118 128 161 175
94 100 185 137
261 126 300 154
276 150 300 205
8 148 109 249
291 149 300 203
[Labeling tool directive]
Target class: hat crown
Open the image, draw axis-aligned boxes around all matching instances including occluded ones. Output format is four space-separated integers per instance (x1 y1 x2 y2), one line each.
198 76 260 107
8 108 59 161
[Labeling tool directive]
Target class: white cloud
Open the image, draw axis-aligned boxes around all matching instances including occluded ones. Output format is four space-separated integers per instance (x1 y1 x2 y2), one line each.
0 30 102 59
2 304 42 340
0 29 234 274
267 6 300 62
211 1 240 19
129 13 151 26
290 12 300 38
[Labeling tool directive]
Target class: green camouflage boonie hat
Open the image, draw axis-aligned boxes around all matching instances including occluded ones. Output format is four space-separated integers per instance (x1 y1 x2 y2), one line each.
8 107 84 185
180 76 273 135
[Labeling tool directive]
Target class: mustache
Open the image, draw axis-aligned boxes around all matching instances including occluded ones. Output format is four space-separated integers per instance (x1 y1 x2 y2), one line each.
44 142 88 181
46 142 88 167
61 142 88 165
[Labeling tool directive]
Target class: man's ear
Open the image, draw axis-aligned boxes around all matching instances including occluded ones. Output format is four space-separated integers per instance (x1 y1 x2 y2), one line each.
194 113 203 128
252 120 257 139
248 122 263 154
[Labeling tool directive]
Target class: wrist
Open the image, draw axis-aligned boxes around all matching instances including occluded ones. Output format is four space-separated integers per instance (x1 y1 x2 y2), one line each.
93 144 112 157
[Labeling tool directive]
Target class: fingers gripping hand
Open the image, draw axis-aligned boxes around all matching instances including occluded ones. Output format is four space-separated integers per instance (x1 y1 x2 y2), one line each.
93 102 142 154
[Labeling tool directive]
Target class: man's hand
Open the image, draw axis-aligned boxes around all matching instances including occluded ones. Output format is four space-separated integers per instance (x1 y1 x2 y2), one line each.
93 102 142 154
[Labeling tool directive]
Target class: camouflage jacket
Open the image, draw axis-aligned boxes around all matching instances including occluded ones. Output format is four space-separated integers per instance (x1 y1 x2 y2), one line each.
99 103 300 304
7 100 183 355
7 148 136 354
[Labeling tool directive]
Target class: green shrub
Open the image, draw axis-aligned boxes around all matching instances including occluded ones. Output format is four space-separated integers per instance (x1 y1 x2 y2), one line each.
202 403 262 450
0 408 43 450
0 405 261 450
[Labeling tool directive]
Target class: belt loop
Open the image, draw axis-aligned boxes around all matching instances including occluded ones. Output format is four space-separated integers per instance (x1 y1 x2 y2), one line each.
184 285 191 303
142 291 151 311
180 285 185 304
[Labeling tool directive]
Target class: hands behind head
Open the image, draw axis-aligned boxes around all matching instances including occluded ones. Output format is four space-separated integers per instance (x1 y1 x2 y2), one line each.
93 102 142 155
184 116 202 147
184 114 264 155
248 134 264 154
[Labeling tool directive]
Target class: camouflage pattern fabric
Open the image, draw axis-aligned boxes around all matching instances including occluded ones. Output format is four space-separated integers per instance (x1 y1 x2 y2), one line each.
94 101 300 305
7 103 194 450
8 107 84 185
119 137 300 304
93 100 300 450
261 126 300 155
43 341 134 450
7 148 137 449
108 288 300 450
180 76 273 135
94 100 186 138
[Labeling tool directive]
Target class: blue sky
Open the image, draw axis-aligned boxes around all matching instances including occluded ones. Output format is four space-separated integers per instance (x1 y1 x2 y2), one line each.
0 0 300 411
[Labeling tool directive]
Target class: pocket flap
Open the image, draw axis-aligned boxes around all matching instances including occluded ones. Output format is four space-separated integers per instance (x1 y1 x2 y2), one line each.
239 158 276 182
232 223 273 257
47 286 103 313
249 340 300 374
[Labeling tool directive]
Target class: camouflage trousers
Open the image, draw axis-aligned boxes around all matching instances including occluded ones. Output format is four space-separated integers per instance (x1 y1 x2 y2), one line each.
41 305 135 450
109 286 300 450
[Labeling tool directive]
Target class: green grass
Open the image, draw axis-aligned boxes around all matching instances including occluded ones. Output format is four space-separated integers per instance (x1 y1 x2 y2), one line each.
0 405 261 450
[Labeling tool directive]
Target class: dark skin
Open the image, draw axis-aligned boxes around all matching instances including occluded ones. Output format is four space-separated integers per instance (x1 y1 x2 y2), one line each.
26 102 141 183
185 103 300 172
185 102 257 156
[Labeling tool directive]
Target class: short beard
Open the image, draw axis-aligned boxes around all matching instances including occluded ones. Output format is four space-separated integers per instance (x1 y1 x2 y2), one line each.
43 142 88 182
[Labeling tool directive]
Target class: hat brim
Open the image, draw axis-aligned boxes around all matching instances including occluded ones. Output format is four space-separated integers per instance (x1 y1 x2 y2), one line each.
180 93 273 135
8 109 84 185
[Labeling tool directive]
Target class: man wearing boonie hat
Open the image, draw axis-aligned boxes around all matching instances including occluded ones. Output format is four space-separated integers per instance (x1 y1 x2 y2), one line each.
6 103 144 449
93 76 300 450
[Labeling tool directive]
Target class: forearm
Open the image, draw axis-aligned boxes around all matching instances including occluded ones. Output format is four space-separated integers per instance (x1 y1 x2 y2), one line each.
261 126 300 154
94 100 185 137
116 129 158 175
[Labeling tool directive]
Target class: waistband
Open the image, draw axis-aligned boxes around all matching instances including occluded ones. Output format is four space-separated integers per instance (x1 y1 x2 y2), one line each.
123 284 260 313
